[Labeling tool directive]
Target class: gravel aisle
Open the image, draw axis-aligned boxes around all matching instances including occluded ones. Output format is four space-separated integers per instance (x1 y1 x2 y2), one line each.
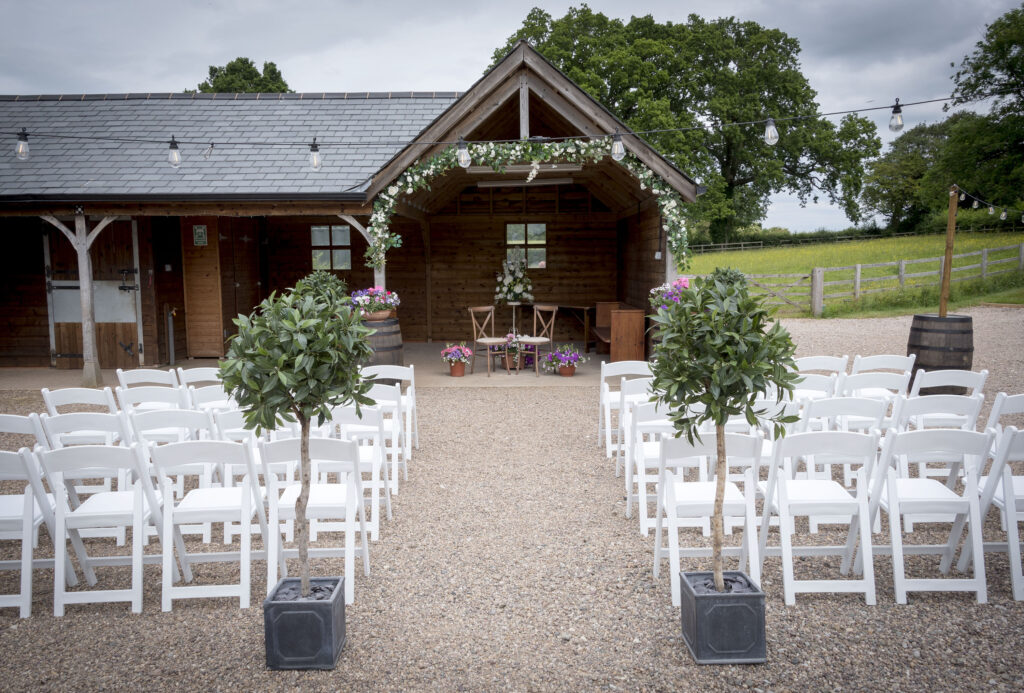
1 307 1023 691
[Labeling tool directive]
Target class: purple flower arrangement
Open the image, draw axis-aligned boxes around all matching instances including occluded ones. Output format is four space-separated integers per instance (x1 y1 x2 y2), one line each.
351 286 400 313
649 276 691 311
542 344 589 373
440 343 473 365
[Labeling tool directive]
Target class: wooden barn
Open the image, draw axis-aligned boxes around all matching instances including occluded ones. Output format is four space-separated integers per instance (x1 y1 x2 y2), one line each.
0 42 696 380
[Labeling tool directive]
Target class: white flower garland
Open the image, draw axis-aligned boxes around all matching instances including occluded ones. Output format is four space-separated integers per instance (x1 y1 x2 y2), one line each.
366 136 689 273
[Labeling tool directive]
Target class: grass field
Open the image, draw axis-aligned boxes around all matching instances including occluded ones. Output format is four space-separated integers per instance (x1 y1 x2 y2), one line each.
686 231 1024 317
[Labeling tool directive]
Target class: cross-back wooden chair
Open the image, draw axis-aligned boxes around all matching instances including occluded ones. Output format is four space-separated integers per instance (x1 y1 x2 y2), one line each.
468 306 508 376
519 304 558 376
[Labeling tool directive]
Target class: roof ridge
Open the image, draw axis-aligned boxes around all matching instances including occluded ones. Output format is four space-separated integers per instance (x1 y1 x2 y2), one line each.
0 91 462 102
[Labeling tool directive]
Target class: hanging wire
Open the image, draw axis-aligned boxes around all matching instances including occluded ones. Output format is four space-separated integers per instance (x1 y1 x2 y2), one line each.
953 185 1024 222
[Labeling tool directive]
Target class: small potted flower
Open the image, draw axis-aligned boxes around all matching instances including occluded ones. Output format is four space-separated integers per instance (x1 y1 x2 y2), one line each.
542 343 589 377
350 286 400 320
503 332 523 371
440 343 473 377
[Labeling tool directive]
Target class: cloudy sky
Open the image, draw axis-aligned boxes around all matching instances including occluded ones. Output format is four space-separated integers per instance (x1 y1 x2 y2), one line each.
1 0 1017 230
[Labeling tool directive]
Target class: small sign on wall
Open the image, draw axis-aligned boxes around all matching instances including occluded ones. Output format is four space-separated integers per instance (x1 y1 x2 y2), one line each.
193 225 208 246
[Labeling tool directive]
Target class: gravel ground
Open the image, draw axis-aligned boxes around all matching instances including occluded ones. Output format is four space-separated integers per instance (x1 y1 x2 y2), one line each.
1 306 1023 691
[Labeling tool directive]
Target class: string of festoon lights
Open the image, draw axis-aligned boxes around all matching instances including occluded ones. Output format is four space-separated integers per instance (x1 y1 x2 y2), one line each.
9 91 1011 172
953 187 1024 224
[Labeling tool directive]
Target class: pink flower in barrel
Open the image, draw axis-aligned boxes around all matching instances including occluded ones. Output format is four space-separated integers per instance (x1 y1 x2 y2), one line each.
351 286 400 319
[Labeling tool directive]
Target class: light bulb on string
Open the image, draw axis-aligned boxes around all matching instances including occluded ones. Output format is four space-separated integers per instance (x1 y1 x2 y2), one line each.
167 135 181 168
1000 210 1007 220
15 128 29 161
889 98 904 132
456 138 471 168
763 117 779 146
201 143 214 160
959 193 965 201
989 206 995 215
308 137 322 171
610 130 626 161
972 200 979 209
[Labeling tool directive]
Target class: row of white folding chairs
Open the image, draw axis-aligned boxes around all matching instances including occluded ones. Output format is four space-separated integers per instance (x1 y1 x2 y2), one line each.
0 418 376 617
652 424 1024 608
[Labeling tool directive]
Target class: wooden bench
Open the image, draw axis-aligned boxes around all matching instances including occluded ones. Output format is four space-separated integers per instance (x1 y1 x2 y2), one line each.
594 302 645 362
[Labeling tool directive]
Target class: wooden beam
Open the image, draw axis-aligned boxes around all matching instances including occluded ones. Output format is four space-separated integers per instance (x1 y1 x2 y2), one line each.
519 73 530 140
40 210 116 386
338 213 384 288
421 220 432 342
451 74 520 144
523 74 601 138
2 201 372 218
395 203 427 223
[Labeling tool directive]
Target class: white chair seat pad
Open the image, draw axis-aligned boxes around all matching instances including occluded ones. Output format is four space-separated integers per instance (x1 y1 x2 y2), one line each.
279 483 352 518
783 479 856 505
177 486 262 518
519 336 550 346
68 490 154 527
978 475 1024 510
475 337 506 346
0 493 48 526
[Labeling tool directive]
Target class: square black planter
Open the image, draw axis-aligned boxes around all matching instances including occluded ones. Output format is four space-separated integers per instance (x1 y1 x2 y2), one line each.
264 576 345 670
680 571 766 665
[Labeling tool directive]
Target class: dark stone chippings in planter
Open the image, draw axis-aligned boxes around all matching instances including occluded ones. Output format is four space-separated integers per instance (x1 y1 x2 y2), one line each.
264 577 345 670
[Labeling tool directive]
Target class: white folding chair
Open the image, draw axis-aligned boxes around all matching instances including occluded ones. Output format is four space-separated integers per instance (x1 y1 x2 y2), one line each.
326 402 393 541
836 371 910 428
794 355 849 375
758 430 880 606
36 444 151 616
908 368 987 398
116 385 187 415
146 439 268 611
867 428 993 604
117 367 180 389
366 382 404 494
653 432 762 607
260 437 369 604
187 384 236 414
625 401 687 536
985 392 1024 450
959 427 1024 599
41 386 119 419
616 375 654 477
362 364 418 461
177 366 221 389
790 372 837 403
598 360 651 458
851 354 916 374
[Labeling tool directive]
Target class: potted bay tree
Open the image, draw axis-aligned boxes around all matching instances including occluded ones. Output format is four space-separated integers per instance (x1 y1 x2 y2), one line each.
220 270 374 670
649 267 798 664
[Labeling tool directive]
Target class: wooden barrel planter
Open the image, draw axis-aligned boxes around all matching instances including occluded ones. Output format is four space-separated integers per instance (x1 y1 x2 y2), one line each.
363 315 404 368
906 313 973 394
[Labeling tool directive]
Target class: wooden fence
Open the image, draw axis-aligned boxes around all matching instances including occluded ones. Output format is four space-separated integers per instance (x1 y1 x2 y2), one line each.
736 242 1024 317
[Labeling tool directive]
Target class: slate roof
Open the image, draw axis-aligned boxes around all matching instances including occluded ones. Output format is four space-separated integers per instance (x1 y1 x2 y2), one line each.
0 92 460 200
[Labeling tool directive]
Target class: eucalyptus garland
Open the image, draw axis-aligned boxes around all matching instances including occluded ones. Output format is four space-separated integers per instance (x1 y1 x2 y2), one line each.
366 136 690 273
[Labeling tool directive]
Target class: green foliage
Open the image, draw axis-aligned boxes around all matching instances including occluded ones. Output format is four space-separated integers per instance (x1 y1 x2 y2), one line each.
649 274 799 444
494 6 881 243
193 57 291 93
219 273 373 434
950 3 1024 119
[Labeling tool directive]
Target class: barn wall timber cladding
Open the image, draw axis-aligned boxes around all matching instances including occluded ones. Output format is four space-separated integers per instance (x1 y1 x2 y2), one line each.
218 217 262 340
0 218 48 366
180 217 224 357
151 217 186 365
620 204 664 309
426 214 619 342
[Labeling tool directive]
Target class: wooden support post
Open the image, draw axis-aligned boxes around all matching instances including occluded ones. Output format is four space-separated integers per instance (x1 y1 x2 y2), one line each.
854 264 861 300
339 214 385 289
981 248 989 279
811 267 824 317
519 73 530 140
41 209 117 387
421 220 432 342
1019 243 1024 272
939 185 957 318
898 260 906 289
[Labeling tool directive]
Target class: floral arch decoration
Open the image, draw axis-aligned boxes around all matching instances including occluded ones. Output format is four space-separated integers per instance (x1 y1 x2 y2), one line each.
365 136 690 273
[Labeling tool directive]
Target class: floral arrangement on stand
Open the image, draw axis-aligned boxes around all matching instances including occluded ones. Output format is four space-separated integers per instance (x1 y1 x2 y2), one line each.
649 276 691 311
440 343 473 365
542 344 589 374
365 136 690 273
494 249 534 305
350 286 400 318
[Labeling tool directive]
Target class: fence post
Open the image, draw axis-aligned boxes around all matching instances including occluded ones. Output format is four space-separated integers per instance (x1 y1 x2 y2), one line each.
811 267 824 317
854 264 861 300
1019 243 1024 272
898 260 906 289
938 256 944 287
981 248 988 279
